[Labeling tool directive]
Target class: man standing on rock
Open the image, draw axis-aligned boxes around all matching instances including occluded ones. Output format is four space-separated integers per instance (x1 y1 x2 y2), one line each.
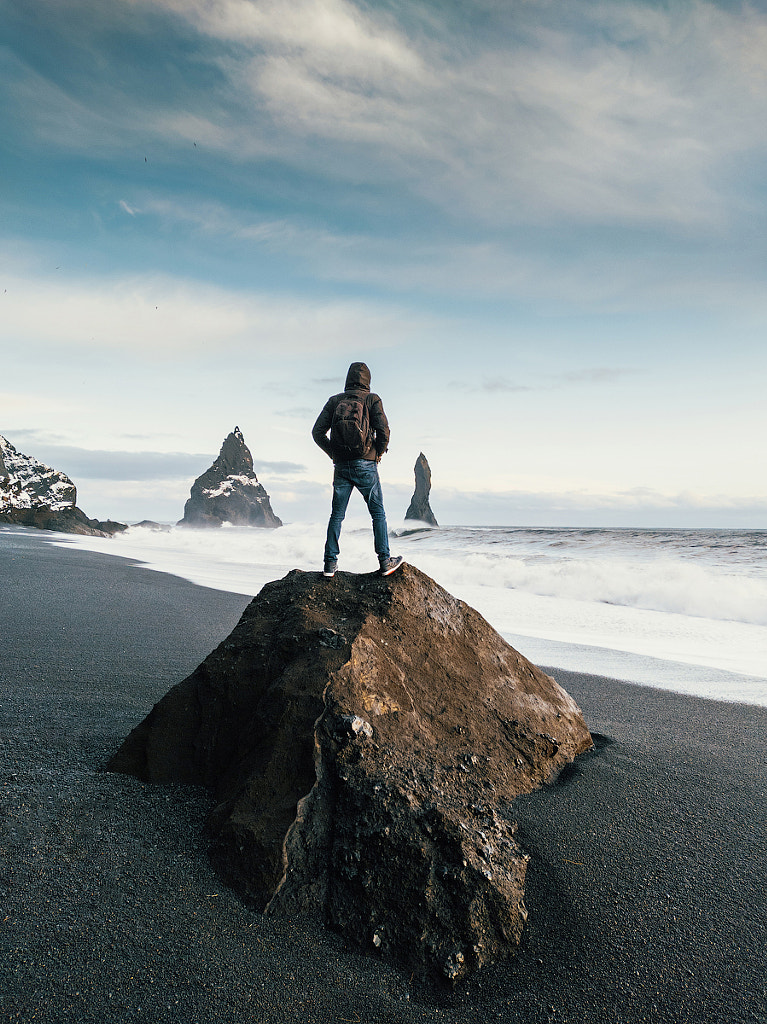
312 362 404 578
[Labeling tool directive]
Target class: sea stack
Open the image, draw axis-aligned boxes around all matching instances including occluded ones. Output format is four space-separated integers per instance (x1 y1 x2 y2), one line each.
405 452 438 526
179 427 282 528
0 434 125 537
109 564 592 982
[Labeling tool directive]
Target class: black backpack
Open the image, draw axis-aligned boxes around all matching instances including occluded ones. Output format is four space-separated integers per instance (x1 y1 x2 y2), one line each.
330 392 372 459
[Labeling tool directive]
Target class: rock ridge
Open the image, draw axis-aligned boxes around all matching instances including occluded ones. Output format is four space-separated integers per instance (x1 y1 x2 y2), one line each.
0 434 126 537
405 452 438 526
179 427 282 528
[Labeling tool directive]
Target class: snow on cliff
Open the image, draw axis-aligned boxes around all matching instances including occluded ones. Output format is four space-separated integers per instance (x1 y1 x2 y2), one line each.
179 427 282 528
0 434 77 512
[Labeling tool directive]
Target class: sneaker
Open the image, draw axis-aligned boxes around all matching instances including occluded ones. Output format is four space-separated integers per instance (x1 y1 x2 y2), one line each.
379 555 404 576
323 561 337 578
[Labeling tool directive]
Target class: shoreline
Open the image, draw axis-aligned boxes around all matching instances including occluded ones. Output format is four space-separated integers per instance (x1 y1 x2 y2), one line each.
18 523 767 707
1 528 766 1023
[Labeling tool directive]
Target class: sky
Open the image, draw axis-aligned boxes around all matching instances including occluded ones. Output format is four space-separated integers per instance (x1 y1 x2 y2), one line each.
1 0 766 528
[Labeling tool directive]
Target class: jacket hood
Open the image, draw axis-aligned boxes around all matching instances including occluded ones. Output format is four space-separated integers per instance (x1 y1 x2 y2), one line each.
344 362 371 392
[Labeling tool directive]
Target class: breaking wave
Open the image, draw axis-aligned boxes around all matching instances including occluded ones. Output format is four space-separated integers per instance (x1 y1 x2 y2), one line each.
50 521 767 696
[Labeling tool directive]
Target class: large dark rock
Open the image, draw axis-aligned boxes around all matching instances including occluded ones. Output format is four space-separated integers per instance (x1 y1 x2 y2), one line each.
178 427 281 528
109 565 592 982
405 452 438 526
0 434 126 537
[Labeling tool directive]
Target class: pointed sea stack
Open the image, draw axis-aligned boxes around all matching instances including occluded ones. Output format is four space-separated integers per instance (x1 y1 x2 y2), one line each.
405 452 438 526
0 434 126 537
179 427 282 528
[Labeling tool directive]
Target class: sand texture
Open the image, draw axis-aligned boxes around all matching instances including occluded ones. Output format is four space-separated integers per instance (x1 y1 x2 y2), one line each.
1 527 765 1023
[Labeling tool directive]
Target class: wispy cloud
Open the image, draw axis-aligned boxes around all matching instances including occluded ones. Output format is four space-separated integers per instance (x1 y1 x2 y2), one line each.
476 377 533 394
113 193 767 317
558 368 640 385
153 0 427 82
454 367 640 393
271 406 317 419
8 0 767 233
0 257 432 357
0 430 307 482
438 484 767 528
122 0 767 229
26 446 213 482
253 459 306 476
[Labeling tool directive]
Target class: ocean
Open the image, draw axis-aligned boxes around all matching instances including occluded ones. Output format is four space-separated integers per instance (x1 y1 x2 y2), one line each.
51 519 767 708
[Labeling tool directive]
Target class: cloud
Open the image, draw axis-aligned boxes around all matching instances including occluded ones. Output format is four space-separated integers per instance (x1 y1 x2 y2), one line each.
5 0 767 353
9 0 766 233
135 195 333 251
2 428 306 477
153 0 426 82
252 459 305 476
124 0 767 229
123 193 767 318
61 201 767 324
0 432 307 482
557 368 640 385
0 47 119 154
446 482 767 512
453 367 639 393
271 406 317 419
436 484 767 528
0 436 210 481
75 470 328 522
476 377 533 394
0 256 432 356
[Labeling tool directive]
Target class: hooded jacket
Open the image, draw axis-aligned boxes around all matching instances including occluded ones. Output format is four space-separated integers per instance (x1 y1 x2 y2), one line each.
312 361 390 463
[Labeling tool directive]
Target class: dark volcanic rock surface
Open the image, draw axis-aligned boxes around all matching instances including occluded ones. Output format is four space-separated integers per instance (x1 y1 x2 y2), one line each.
109 564 592 982
0 434 126 537
405 452 438 526
179 427 282 528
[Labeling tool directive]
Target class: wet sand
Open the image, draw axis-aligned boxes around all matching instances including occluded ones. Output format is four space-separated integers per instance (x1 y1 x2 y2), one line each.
1 526 765 1024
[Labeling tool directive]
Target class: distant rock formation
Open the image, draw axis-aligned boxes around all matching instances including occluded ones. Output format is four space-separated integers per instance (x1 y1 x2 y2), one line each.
178 427 282 529
405 452 438 526
109 564 592 983
0 434 126 537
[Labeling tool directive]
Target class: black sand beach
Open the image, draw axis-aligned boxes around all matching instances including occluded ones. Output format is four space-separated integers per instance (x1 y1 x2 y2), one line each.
1 527 765 1024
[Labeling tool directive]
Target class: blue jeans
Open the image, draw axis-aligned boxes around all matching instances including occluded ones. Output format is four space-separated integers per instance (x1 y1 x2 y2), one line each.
324 459 390 565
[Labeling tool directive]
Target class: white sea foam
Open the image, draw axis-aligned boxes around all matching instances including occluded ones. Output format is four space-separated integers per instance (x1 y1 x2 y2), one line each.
53 521 767 707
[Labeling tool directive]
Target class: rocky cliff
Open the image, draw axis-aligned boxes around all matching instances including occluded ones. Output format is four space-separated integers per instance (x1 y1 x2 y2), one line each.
109 564 592 982
178 428 282 528
0 434 126 537
405 452 438 526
